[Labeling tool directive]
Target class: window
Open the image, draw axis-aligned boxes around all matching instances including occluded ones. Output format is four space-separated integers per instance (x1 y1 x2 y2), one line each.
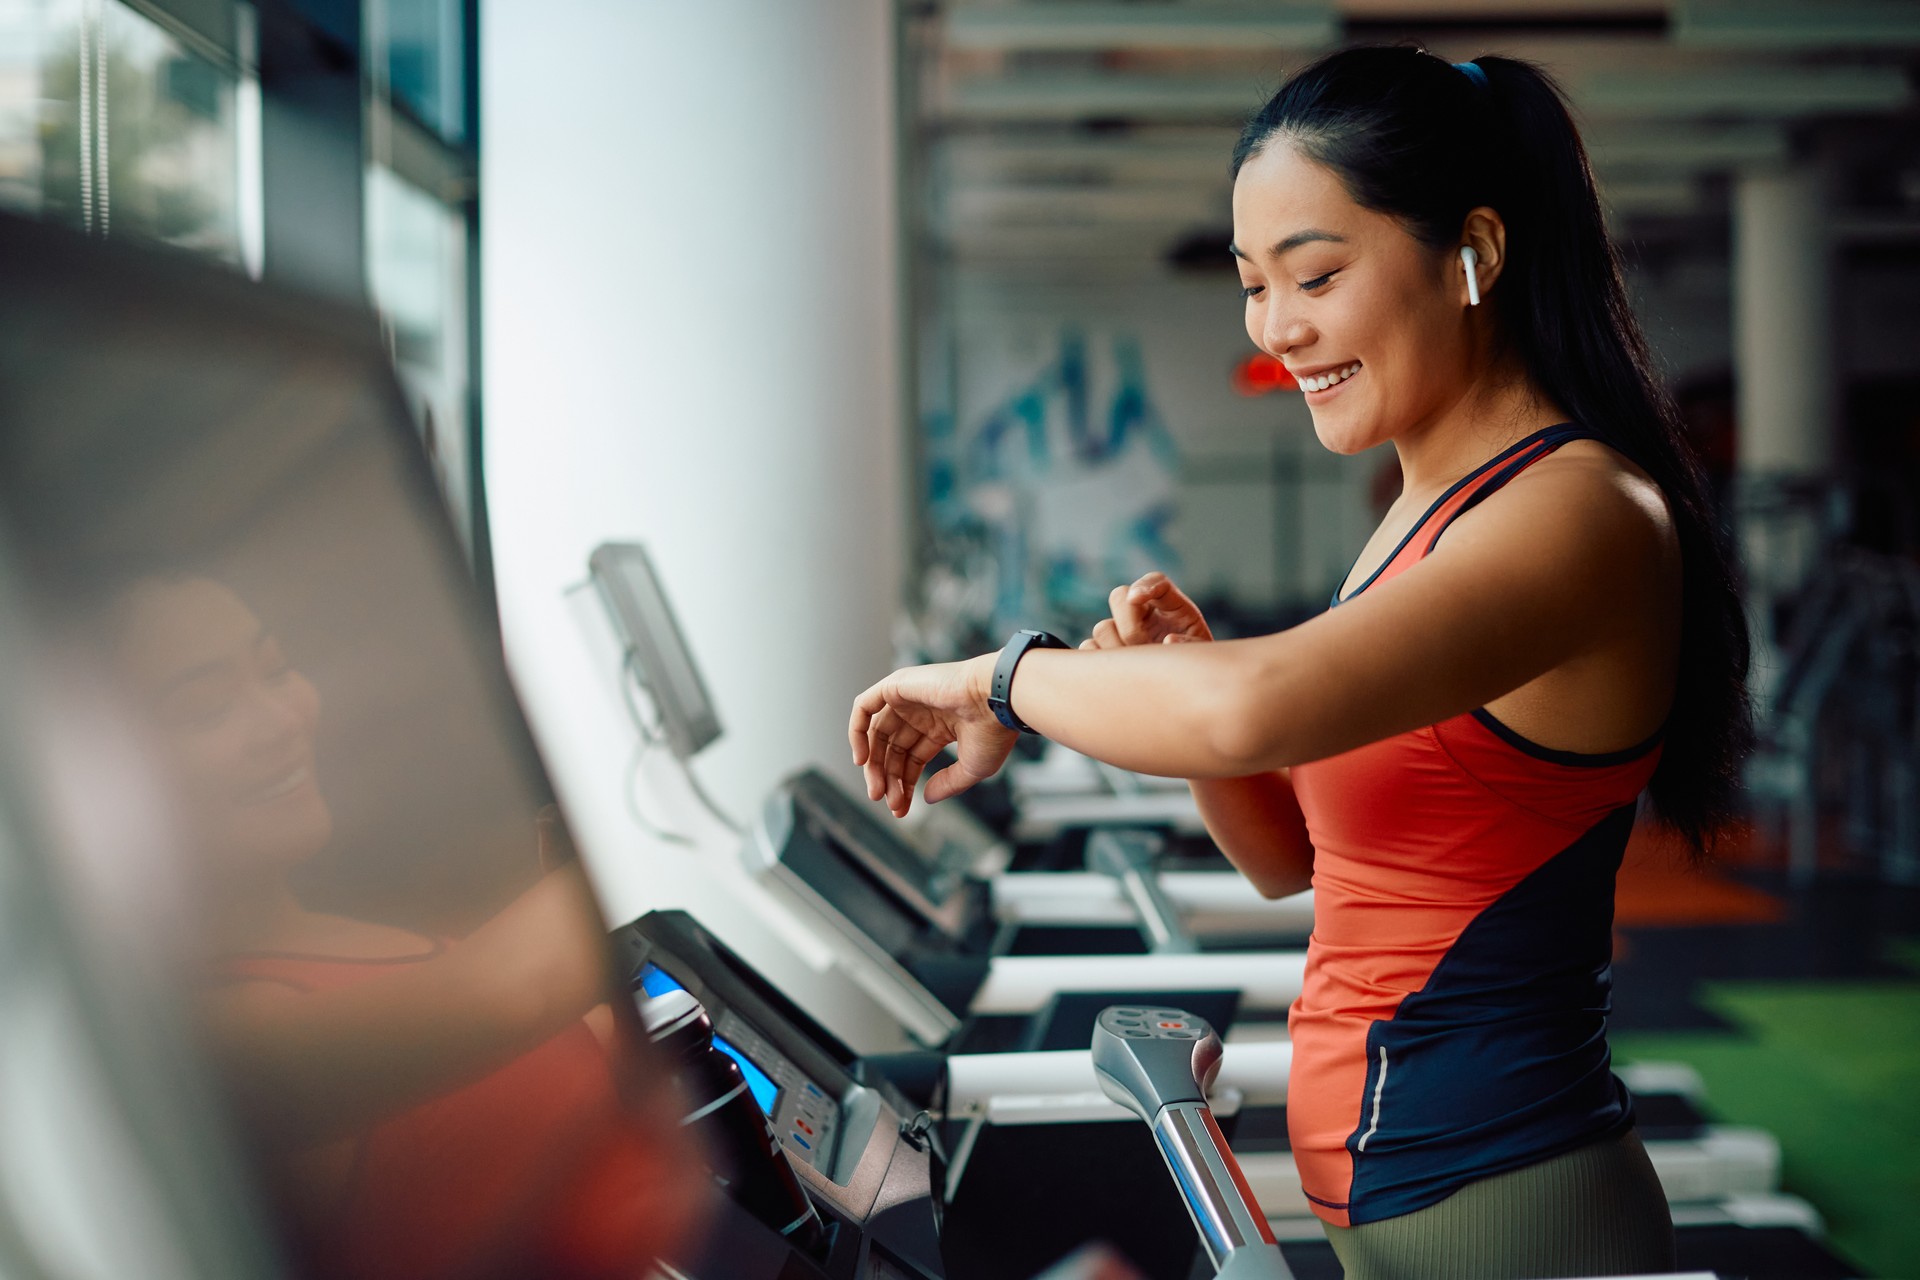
367 163 472 553
0 0 244 264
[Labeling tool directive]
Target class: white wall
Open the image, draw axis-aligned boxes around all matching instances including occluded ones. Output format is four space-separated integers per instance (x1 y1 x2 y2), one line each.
482 0 910 1049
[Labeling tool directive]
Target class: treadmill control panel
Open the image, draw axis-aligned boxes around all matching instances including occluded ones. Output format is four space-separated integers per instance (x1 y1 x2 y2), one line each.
1103 1005 1208 1041
616 910 947 1278
713 1014 841 1174
637 962 842 1175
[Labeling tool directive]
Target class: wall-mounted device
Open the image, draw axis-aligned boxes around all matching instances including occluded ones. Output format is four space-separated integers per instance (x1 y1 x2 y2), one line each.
589 540 724 760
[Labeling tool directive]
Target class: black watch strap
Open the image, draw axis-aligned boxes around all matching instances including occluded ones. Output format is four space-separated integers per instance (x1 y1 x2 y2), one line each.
990 629 1068 734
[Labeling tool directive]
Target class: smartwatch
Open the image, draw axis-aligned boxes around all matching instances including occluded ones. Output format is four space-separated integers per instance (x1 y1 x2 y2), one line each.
989 629 1069 734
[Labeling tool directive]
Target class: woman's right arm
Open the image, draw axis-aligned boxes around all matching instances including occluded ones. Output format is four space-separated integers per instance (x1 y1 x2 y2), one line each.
1188 772 1314 899
1084 574 1314 899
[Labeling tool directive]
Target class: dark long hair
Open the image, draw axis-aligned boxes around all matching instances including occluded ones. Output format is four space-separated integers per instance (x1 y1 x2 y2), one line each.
1233 45 1752 859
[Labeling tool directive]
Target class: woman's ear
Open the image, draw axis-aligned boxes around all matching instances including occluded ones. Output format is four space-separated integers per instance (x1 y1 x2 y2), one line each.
1460 206 1507 300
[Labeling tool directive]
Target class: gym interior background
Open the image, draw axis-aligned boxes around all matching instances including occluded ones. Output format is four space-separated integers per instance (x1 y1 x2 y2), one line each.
1 1 1917 1278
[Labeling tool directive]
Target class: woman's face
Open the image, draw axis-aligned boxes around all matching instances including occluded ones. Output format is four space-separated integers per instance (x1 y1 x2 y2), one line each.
1232 140 1472 456
113 577 331 878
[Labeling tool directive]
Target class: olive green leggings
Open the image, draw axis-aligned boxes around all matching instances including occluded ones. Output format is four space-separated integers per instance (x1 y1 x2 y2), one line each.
1320 1128 1677 1279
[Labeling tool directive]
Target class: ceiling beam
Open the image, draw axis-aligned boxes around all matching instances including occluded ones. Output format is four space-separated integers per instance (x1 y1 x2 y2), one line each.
1671 0 1920 49
943 3 1338 53
1576 66 1912 115
946 73 1279 122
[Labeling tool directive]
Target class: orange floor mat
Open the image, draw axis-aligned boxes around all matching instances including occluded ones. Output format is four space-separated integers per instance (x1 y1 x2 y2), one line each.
1614 821 1788 929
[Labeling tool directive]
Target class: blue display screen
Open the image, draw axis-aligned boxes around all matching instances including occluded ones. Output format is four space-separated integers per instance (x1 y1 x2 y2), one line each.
637 963 780 1116
715 1036 780 1116
638 963 685 999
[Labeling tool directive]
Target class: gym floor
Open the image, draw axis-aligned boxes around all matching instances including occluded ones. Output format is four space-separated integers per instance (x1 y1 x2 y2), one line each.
1609 826 1920 1278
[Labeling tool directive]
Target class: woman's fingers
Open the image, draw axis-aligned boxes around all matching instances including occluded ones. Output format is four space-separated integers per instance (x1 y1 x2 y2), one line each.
1109 583 1153 646
1128 570 1213 643
882 714 948 816
924 727 1016 806
856 692 961 812
1128 570 1171 601
879 708 916 809
849 682 885 766
897 731 946 808
847 656 1015 816
924 757 982 805
862 703 897 801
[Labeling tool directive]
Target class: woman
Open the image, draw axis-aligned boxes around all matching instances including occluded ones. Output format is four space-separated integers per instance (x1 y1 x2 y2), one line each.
106 571 706 1279
850 47 1751 1279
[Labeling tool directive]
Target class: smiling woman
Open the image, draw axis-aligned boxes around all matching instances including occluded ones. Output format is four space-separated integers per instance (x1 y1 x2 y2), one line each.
108 574 333 887
853 42 1754 1280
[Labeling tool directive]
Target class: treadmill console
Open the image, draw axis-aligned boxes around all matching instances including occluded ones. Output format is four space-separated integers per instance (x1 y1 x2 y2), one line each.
613 911 944 1280
783 767 982 940
637 962 844 1176
743 770 994 1045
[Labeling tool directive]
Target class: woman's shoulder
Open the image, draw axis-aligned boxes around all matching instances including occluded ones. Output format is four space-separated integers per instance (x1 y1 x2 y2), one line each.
1513 433 1677 549
1430 430 1679 602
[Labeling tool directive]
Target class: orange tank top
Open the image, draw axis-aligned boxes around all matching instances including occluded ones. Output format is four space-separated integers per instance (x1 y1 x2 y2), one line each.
1286 423 1663 1227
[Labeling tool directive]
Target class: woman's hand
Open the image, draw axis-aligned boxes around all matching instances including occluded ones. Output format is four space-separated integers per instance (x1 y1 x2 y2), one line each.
849 654 1017 818
1083 571 1214 650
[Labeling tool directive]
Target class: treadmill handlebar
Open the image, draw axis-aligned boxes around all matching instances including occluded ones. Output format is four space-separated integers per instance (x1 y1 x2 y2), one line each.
1092 1007 1295 1280
1085 829 1198 955
1090 1004 1221 1123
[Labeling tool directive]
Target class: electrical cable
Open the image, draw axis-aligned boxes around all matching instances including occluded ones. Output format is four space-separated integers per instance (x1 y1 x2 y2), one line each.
674 751 743 838
619 651 694 847
617 649 742 839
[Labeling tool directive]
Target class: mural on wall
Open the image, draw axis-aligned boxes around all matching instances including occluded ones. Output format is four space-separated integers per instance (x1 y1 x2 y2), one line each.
917 329 1182 655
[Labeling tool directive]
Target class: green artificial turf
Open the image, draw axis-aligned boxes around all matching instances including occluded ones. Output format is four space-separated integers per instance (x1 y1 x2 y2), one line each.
1612 943 1920 1278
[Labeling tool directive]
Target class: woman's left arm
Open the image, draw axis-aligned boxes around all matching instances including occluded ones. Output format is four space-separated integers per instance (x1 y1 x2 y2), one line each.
852 459 1671 816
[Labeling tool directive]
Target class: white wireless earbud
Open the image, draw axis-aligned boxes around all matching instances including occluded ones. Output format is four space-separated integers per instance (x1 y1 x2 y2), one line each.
1460 245 1481 307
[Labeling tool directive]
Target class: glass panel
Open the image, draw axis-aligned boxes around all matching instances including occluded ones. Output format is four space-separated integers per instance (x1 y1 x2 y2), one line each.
98 0 240 259
366 163 472 554
370 0 464 143
0 0 86 224
0 0 242 263
0 216 708 1278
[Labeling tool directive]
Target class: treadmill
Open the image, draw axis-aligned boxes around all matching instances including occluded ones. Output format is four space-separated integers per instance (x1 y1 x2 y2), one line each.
618 912 946 1278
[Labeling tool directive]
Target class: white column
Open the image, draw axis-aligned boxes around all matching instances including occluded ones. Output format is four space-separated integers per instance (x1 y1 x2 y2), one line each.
481 0 910 1047
1730 162 1836 719
1733 164 1834 479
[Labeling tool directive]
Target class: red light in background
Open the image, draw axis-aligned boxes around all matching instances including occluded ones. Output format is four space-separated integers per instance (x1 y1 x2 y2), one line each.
1233 353 1296 396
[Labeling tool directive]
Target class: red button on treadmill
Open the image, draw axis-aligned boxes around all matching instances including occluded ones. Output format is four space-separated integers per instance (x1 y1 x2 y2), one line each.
1157 1021 1186 1029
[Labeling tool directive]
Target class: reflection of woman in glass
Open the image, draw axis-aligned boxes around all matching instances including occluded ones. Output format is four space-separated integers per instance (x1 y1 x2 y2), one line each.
108 572 703 1280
